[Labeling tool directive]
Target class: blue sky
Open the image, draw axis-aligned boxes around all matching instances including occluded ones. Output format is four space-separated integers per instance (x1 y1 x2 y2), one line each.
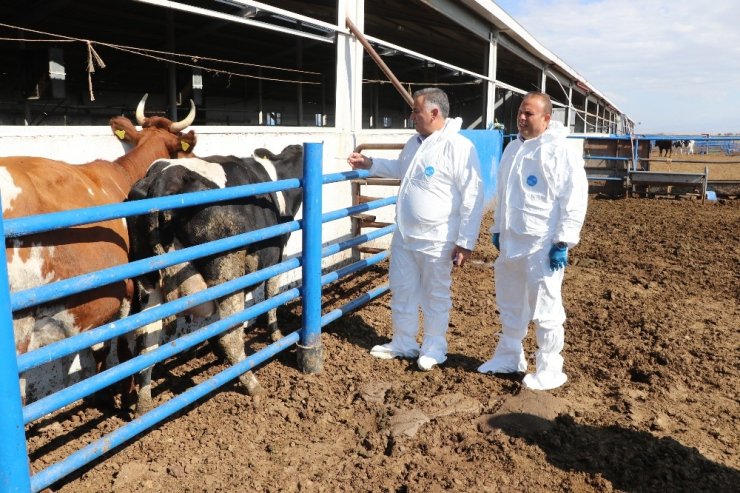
492 0 740 135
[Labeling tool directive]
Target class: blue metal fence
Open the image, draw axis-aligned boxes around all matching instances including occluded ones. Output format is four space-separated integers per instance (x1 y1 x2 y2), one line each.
0 142 397 492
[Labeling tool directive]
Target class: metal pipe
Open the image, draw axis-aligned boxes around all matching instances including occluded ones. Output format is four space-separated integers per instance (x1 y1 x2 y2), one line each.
23 267 301 424
4 177 302 239
17 195 395 372
31 314 302 492
298 142 323 372
18 254 300 375
31 247 394 491
0 192 32 492
345 16 414 108
166 10 178 121
14 148 397 491
130 0 333 43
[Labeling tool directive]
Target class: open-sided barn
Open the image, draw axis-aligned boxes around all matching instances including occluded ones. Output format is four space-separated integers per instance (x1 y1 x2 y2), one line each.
1 0 634 265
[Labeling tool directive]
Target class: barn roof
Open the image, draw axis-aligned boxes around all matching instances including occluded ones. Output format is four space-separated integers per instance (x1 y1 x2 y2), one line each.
0 0 631 131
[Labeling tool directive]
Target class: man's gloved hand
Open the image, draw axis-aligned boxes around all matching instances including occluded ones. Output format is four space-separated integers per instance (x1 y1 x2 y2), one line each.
492 233 500 250
549 243 568 270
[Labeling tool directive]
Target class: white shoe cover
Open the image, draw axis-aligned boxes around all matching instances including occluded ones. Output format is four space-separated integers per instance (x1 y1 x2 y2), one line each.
417 354 446 371
477 354 527 374
478 334 528 374
522 370 567 391
370 342 419 360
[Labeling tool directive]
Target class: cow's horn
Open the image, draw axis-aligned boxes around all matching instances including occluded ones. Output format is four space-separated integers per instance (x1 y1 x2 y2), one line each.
170 99 196 132
135 93 149 125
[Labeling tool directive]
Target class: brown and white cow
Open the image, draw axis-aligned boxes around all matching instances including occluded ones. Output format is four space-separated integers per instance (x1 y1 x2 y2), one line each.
1 94 197 404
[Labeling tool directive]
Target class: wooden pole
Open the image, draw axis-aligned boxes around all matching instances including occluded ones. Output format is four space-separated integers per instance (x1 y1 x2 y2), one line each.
345 16 414 109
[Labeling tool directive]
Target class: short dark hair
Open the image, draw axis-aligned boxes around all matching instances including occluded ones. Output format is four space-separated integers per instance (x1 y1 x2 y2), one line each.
523 91 553 116
413 87 450 118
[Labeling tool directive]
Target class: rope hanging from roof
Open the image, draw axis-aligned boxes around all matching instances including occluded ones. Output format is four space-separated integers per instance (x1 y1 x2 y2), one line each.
0 21 322 99
86 41 106 101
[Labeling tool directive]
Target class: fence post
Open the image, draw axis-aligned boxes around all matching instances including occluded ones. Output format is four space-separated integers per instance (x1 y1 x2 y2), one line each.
297 142 323 374
0 196 32 493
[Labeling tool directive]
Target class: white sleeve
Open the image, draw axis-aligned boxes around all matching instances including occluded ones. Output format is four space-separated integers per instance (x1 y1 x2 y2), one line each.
492 144 516 234
368 157 402 179
555 147 589 246
455 142 484 250
367 135 419 179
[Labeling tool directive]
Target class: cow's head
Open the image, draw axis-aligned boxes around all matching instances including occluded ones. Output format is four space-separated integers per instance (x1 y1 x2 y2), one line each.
109 94 198 160
253 144 304 219
253 144 304 182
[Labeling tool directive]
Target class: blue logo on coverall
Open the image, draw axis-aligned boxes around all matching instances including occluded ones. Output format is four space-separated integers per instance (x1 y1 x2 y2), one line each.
526 175 538 186
424 166 435 177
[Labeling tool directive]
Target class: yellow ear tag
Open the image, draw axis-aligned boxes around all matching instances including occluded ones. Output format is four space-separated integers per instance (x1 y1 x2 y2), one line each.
114 129 126 140
181 141 190 152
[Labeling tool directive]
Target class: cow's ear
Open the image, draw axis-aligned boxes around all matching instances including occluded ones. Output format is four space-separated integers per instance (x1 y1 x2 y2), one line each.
179 131 197 154
253 148 276 161
110 116 138 144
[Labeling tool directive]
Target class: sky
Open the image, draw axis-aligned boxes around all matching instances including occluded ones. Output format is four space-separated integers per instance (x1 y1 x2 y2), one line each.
491 0 740 135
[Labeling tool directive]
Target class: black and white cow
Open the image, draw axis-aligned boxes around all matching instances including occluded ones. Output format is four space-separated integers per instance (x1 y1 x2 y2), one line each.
126 144 303 413
685 140 695 155
673 139 695 155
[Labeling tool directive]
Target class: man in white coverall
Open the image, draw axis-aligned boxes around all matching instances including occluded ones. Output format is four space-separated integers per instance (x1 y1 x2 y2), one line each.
478 91 588 390
347 87 484 371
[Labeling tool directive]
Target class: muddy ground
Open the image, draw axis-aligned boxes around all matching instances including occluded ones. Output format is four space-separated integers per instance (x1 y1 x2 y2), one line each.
28 195 739 493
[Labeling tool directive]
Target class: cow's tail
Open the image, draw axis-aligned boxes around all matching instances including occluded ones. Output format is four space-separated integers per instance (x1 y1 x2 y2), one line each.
147 209 174 257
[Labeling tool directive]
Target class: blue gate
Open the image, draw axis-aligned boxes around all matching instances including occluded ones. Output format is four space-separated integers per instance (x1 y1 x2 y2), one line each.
0 143 396 492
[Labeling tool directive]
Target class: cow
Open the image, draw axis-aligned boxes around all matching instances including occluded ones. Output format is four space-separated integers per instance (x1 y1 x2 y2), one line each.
125 144 304 414
686 140 695 155
655 139 672 158
673 139 695 155
1 94 197 405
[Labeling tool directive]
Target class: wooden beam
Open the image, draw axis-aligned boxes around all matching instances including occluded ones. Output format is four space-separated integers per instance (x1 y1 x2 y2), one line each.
346 16 414 108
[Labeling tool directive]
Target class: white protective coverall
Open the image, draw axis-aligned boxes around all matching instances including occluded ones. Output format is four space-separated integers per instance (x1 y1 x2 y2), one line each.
478 121 588 390
368 117 484 368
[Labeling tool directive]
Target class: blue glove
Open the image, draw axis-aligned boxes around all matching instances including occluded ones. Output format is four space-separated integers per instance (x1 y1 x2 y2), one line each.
549 244 568 270
492 233 500 250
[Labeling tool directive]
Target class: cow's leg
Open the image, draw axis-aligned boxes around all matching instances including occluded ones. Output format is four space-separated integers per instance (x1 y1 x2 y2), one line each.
130 259 214 416
215 290 264 398
209 251 264 399
126 277 165 416
114 294 139 412
264 275 283 342
129 318 162 416
164 239 215 319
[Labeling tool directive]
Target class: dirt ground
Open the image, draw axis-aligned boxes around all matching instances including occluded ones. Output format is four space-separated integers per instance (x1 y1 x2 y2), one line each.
27 196 739 493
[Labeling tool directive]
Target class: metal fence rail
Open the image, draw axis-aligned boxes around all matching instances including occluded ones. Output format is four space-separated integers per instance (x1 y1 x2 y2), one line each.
0 143 397 492
567 134 738 198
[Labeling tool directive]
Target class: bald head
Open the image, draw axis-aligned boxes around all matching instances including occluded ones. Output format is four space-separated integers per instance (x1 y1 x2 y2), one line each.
517 92 552 140
523 92 553 116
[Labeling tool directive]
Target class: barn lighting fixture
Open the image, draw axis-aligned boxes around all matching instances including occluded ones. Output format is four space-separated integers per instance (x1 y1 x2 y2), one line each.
377 47 398 57
240 6 258 18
